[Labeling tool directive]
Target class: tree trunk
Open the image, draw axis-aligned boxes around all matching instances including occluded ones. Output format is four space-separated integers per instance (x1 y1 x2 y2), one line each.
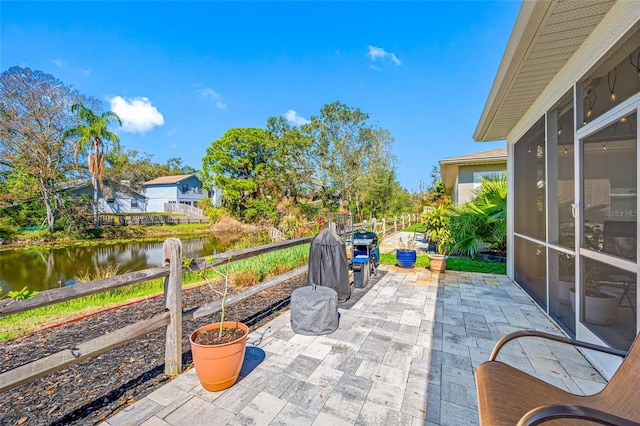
92 174 99 229
41 178 55 232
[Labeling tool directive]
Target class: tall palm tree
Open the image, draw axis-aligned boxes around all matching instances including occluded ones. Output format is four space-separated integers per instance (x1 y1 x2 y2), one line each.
65 104 121 229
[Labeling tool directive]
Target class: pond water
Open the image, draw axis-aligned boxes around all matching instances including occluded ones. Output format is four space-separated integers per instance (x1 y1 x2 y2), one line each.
0 234 235 293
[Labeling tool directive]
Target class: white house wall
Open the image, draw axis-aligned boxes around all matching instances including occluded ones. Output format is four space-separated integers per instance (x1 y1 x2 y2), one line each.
144 176 219 212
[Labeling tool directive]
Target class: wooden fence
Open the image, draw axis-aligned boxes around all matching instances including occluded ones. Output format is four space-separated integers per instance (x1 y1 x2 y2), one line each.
0 236 313 394
0 212 419 395
97 214 208 226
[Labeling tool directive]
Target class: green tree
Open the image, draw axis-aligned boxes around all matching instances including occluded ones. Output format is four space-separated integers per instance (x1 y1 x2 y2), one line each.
301 101 396 215
265 116 314 202
201 128 276 218
0 66 94 231
65 103 122 229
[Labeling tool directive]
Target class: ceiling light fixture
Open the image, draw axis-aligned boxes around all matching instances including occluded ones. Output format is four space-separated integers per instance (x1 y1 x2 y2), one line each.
608 68 617 102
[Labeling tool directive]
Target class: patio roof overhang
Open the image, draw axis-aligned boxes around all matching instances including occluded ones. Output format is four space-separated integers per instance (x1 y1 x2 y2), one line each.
474 0 617 142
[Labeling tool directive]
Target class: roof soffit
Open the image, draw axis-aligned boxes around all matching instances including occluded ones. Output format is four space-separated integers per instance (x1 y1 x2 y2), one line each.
475 0 617 142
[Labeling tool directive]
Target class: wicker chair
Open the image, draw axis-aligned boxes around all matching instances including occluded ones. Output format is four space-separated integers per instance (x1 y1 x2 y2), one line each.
475 330 640 425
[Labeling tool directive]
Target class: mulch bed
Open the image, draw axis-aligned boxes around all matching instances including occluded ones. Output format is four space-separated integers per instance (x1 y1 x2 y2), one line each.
0 274 307 426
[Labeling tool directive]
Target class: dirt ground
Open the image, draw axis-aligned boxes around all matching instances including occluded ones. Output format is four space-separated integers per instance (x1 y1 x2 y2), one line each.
0 274 307 426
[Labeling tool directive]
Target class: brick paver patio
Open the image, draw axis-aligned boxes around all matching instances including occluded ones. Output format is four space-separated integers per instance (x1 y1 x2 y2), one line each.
101 260 606 426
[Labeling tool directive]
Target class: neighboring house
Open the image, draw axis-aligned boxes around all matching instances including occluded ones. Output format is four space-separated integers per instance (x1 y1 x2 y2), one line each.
439 147 506 204
142 174 221 213
67 181 147 214
475 1 640 377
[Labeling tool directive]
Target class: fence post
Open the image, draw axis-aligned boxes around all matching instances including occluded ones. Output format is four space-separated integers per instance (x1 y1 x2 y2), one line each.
372 218 377 234
382 218 386 237
163 238 183 376
402 214 405 229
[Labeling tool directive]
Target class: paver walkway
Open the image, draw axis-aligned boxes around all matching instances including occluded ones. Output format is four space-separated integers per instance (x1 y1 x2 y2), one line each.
102 240 607 425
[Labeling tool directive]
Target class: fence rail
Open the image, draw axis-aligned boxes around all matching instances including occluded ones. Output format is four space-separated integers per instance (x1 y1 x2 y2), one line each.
97 214 208 226
0 212 419 396
0 236 313 394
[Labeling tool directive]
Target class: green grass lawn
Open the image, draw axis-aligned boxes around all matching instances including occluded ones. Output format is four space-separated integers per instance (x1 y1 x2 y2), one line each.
378 252 506 274
401 223 427 232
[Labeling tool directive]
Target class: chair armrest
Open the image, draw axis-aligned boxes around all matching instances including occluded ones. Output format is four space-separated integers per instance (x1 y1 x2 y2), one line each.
489 330 627 361
517 404 640 426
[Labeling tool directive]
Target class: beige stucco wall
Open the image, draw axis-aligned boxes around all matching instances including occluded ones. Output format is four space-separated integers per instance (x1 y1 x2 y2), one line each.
456 164 506 204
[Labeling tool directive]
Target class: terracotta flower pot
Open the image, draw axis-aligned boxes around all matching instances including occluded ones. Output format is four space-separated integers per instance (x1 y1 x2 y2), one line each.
190 321 248 391
428 254 448 273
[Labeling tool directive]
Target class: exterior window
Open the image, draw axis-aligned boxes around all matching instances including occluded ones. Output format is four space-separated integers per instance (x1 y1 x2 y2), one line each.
182 184 189 193
582 112 637 260
582 46 640 127
131 199 138 208
107 198 115 204
168 201 177 204
473 171 506 190
514 237 547 309
514 117 546 240
197 186 203 194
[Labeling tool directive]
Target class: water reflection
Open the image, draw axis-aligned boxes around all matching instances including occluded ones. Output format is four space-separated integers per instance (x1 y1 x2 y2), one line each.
0 235 233 293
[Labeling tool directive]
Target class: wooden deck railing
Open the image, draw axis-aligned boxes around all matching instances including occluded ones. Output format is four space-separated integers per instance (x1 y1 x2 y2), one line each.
0 236 313 394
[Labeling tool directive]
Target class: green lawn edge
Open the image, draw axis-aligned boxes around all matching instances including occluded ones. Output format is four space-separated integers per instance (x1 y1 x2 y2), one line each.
378 252 506 274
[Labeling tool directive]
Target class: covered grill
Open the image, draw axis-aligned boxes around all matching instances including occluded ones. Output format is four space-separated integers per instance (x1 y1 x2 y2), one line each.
352 231 379 269
307 227 351 302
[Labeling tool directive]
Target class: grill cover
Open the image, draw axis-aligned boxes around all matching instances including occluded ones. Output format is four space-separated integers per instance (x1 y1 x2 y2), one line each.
307 228 351 302
290 285 338 335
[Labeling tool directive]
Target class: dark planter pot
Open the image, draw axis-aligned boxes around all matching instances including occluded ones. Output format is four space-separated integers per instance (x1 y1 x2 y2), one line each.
396 249 417 268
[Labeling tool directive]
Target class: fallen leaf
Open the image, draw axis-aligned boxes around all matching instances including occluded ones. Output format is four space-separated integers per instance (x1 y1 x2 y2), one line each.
17 417 28 425
48 406 59 415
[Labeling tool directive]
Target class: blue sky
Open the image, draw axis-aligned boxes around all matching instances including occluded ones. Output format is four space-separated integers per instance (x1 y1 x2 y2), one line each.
2 1 518 192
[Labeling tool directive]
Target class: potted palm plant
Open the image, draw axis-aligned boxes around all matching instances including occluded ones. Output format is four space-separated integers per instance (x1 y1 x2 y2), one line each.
396 235 417 268
185 257 248 392
423 204 454 273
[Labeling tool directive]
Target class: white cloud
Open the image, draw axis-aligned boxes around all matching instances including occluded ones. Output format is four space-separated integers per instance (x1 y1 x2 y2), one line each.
198 87 227 110
53 59 67 67
80 68 91 76
367 45 402 66
199 88 220 99
284 109 309 126
109 96 164 133
166 128 177 137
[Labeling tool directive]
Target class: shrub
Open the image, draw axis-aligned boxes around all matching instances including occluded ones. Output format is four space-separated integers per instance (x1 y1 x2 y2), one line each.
231 270 258 288
422 203 454 254
448 175 507 258
243 200 277 224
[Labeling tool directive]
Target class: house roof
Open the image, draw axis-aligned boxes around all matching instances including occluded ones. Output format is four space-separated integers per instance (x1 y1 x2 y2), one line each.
474 0 617 142
142 174 197 186
439 147 507 166
439 147 507 197
65 180 147 199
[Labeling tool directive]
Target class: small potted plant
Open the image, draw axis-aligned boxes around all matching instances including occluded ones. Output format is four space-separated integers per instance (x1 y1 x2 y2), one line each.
396 235 417 268
423 204 454 273
185 257 249 392
569 276 620 326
